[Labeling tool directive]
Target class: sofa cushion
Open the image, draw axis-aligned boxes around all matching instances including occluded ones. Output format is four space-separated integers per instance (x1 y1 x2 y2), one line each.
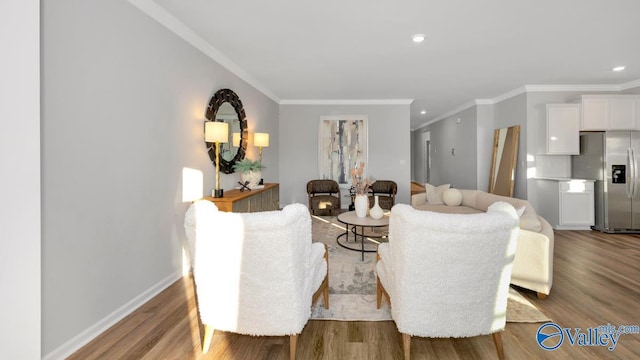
476 192 542 232
425 183 450 204
413 203 482 215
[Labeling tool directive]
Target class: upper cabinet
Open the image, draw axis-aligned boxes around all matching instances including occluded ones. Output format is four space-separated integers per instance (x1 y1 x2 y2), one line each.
581 95 640 130
546 104 580 155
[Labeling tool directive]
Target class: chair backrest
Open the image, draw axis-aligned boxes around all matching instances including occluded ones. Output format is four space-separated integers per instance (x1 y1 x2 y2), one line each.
184 200 315 335
369 180 397 209
306 179 340 194
387 202 519 337
306 179 341 215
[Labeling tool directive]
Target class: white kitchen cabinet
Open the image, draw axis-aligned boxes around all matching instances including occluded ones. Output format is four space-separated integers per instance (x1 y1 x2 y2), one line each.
581 95 640 130
536 178 595 230
546 104 580 155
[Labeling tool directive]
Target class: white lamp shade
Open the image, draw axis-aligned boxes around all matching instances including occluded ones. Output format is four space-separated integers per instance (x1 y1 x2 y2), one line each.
254 132 269 147
232 132 241 147
205 121 228 143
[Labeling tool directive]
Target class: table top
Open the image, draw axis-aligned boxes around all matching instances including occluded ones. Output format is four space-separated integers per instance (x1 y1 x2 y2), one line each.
337 211 390 227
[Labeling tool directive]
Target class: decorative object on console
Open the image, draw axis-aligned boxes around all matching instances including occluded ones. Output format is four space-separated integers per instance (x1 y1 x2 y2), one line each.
369 195 384 220
351 161 375 218
205 88 248 174
253 132 269 185
205 121 228 198
232 159 264 188
253 132 269 161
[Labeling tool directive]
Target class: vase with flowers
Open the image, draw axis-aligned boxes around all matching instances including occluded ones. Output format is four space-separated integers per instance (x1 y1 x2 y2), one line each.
350 161 376 217
232 159 265 188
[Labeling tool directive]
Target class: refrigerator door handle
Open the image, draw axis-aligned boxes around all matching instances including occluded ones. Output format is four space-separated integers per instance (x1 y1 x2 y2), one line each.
627 147 636 198
632 147 639 198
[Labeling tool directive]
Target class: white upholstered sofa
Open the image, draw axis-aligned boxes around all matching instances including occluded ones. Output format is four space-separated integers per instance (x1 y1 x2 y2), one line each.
411 188 554 299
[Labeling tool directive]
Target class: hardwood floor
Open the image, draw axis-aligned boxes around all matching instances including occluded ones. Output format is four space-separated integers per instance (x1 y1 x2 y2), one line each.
69 230 640 359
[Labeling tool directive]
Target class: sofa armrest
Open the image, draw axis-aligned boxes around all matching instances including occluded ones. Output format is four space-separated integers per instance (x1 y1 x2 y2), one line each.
511 216 554 296
411 193 427 207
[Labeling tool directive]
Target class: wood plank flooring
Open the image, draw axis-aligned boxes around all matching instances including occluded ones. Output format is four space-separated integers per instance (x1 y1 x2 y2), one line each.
69 230 640 359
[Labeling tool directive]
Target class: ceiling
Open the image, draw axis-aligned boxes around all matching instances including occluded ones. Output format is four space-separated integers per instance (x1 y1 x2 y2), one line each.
141 0 640 129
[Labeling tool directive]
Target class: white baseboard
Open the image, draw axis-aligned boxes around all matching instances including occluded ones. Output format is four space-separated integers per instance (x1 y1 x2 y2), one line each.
42 270 183 360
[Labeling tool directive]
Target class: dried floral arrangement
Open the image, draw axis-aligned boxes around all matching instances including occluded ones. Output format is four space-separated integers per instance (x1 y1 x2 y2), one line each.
350 161 376 195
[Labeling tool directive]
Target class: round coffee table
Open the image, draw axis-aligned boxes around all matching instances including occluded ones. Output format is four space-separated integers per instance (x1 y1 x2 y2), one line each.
336 211 389 261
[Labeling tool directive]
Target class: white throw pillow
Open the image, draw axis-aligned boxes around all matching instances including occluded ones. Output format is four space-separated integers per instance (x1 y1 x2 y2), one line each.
516 206 526 217
425 183 450 205
442 188 463 206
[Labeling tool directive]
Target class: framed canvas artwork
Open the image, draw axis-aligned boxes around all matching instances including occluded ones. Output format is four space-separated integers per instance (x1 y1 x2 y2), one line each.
318 115 368 185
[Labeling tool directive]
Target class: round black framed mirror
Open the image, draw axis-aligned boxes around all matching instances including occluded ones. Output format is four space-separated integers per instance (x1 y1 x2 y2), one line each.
205 89 248 174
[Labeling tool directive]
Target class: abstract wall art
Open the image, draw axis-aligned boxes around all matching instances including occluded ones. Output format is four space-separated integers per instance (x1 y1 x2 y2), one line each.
318 115 368 185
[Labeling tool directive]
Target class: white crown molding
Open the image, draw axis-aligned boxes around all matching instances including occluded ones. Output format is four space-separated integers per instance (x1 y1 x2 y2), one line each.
620 78 640 90
279 99 414 105
525 84 623 92
413 79 640 131
127 0 280 103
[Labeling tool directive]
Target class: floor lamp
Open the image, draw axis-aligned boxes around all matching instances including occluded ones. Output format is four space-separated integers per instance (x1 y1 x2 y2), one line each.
205 121 229 198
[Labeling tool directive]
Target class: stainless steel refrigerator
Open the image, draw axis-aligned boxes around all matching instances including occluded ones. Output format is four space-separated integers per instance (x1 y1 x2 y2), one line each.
572 131 640 233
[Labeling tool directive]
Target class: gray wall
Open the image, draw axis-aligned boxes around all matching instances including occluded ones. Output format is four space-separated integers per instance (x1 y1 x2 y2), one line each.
421 107 479 189
0 1 41 359
41 0 278 357
279 104 411 206
476 104 494 191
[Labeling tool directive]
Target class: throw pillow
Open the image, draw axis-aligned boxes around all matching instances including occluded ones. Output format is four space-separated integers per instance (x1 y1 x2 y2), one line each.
425 183 450 204
442 188 463 206
516 206 526 217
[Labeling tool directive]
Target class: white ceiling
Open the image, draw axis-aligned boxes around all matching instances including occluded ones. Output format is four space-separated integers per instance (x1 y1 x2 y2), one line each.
140 0 640 129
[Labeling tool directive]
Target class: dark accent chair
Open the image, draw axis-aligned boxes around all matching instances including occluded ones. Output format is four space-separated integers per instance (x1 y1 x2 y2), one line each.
307 180 341 216
368 180 397 210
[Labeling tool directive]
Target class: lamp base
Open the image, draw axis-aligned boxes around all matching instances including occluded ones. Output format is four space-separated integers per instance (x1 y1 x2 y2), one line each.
213 189 224 198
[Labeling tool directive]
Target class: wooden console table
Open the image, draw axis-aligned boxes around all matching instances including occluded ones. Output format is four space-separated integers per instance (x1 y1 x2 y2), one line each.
203 183 279 212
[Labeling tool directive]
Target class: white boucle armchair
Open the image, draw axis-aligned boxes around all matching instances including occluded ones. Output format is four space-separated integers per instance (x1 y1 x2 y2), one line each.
184 201 328 360
376 203 520 360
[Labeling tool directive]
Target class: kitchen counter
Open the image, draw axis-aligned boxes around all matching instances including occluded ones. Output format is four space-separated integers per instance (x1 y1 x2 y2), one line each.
536 178 595 230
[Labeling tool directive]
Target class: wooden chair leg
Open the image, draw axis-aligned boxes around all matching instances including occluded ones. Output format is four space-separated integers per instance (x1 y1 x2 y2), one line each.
402 333 411 360
537 292 548 300
202 325 214 354
323 245 329 309
376 277 383 309
492 332 504 360
290 334 298 360
323 279 329 309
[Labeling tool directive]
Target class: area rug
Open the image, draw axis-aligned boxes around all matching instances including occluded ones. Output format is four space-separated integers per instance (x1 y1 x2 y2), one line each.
309 215 551 323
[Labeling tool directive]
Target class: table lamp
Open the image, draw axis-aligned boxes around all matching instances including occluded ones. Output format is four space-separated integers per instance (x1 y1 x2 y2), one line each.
205 121 229 198
253 132 269 162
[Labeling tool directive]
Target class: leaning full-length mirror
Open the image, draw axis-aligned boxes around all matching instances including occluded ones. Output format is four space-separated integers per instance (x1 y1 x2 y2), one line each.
205 89 248 173
489 125 520 197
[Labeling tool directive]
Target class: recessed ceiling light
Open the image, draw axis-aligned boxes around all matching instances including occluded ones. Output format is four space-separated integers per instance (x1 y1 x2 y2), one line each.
613 66 626 72
412 34 425 43
420 110 426 114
